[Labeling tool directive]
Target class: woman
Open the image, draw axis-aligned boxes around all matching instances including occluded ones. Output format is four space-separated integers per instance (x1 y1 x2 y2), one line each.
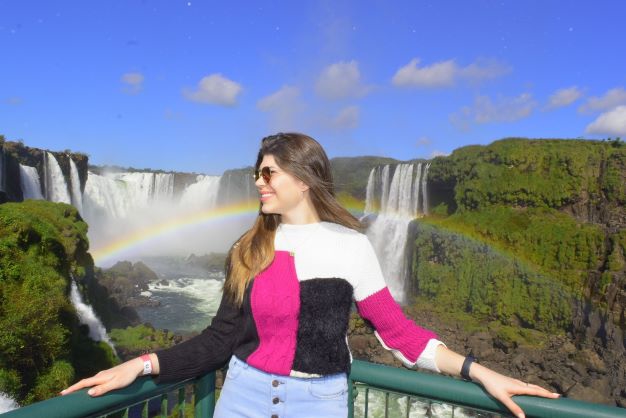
62 132 560 418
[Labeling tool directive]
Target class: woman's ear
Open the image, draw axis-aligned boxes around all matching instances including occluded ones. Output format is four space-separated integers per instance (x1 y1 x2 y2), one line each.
297 179 310 193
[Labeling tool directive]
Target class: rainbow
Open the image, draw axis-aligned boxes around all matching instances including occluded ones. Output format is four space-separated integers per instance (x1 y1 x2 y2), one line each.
91 200 260 265
90 198 367 265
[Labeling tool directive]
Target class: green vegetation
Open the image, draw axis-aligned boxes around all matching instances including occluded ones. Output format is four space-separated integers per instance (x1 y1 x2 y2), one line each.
109 325 177 359
421 205 606 293
336 190 366 212
408 219 573 338
428 137 626 211
330 156 401 200
0 200 116 405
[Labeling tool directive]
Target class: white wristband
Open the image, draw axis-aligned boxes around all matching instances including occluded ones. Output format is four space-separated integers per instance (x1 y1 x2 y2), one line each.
140 354 152 375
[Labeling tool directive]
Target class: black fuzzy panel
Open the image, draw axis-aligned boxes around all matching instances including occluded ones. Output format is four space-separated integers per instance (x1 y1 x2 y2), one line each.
292 278 354 375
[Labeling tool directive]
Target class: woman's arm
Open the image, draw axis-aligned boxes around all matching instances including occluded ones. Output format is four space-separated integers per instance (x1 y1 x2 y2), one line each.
61 286 242 396
434 344 561 418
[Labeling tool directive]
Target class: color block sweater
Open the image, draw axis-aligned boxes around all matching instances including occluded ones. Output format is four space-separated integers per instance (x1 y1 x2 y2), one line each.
155 221 446 383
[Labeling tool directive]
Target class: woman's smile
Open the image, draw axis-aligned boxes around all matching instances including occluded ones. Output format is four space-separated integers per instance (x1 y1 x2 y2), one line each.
260 192 274 201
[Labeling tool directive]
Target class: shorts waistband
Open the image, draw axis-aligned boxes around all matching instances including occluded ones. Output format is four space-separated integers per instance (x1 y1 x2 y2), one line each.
229 354 347 382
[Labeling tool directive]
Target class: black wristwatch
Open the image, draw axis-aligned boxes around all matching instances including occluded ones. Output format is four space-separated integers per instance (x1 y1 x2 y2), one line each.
461 355 478 381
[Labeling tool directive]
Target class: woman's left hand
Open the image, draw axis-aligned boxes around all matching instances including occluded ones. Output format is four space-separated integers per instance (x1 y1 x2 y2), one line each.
474 366 561 418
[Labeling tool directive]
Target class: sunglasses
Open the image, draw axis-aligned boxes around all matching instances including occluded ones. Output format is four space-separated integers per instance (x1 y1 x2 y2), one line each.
252 166 275 183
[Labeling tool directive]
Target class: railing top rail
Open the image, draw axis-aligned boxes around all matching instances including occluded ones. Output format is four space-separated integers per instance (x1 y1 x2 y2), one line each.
1 375 197 418
3 360 624 418
349 359 626 418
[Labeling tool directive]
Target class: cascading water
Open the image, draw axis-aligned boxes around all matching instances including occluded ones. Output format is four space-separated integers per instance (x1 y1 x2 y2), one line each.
14 154 257 262
179 175 221 209
0 147 5 193
19 164 44 200
361 162 431 303
69 278 116 354
68 157 83 215
44 152 71 203
83 171 185 219
0 393 18 414
81 169 256 265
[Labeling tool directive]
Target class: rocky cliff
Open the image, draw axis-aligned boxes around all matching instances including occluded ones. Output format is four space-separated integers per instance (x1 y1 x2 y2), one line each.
0 200 117 405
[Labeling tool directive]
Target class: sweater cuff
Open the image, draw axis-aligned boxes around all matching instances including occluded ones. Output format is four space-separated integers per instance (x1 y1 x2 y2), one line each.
414 338 446 373
373 332 446 373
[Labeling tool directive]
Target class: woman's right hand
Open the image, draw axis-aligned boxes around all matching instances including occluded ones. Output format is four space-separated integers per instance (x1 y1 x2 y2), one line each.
60 357 145 397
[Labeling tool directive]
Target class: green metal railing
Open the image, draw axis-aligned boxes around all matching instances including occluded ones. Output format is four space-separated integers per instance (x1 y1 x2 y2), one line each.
3 359 625 418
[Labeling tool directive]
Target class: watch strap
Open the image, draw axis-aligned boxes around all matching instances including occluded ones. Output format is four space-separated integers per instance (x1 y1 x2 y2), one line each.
461 355 476 381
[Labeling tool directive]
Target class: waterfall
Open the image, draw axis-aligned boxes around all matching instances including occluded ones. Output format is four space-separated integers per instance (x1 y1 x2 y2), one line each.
0 147 5 193
0 393 18 414
19 164 44 200
421 162 430 215
69 278 116 353
364 168 377 214
44 152 71 203
179 175 221 209
83 171 219 219
361 162 430 303
68 158 83 215
82 169 246 264
152 172 175 202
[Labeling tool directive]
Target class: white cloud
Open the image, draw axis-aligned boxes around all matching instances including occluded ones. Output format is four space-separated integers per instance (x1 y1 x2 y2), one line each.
392 57 510 88
312 105 360 132
578 87 626 114
257 85 299 111
430 150 449 158
182 74 242 106
393 58 456 88
585 105 626 136
330 105 359 130
450 93 537 130
315 60 372 100
458 59 511 82
121 72 144 94
256 85 304 131
545 86 582 109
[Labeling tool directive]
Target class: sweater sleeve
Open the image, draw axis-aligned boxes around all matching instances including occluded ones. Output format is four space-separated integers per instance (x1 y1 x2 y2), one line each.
352 234 446 373
154 287 243 383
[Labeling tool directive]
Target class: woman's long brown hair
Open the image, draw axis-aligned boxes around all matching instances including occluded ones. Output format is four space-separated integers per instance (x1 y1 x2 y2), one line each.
223 132 364 308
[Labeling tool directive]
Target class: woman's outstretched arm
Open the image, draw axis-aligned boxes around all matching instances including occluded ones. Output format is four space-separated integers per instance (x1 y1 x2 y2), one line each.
60 353 160 397
434 343 561 418
60 284 243 397
352 234 561 418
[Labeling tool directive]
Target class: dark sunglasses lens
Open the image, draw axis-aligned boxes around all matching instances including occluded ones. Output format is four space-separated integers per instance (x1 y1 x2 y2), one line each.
262 167 271 183
254 167 272 183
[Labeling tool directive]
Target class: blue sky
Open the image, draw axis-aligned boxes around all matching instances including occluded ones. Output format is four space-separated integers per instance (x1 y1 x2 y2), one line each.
1 1 625 175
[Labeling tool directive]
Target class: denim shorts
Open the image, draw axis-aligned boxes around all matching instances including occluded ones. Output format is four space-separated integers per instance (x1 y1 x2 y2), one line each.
214 354 349 418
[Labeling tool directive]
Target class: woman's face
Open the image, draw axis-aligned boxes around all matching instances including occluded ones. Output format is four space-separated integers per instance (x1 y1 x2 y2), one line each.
255 154 308 215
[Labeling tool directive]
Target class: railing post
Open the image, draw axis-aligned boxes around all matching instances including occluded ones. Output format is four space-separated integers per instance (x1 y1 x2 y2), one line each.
194 372 216 418
348 377 356 418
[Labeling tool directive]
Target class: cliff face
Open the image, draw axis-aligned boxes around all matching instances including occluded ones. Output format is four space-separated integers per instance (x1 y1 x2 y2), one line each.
427 137 626 228
0 136 217 206
0 137 88 204
408 137 626 406
425 138 626 327
0 200 116 405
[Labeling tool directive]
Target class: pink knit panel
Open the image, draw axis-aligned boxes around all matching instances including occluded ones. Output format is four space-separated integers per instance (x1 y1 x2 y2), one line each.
356 286 438 363
247 250 300 375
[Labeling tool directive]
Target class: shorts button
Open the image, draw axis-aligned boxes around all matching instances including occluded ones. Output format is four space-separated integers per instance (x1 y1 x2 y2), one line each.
272 397 280 404
272 379 279 387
